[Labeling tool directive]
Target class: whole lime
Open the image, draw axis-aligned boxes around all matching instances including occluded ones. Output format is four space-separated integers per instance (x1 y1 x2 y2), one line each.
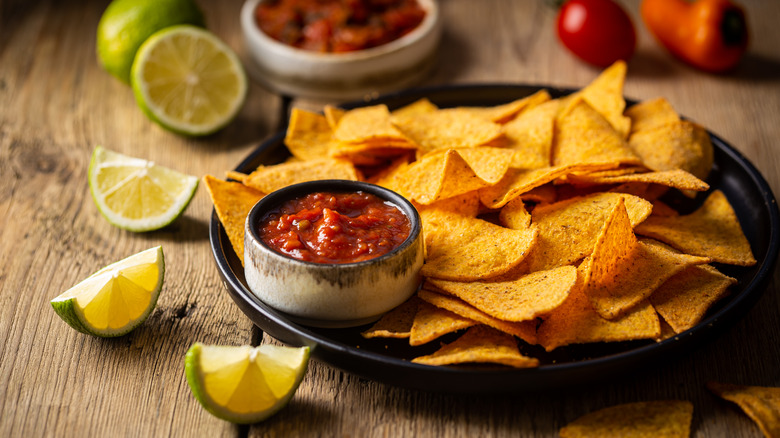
96 0 205 84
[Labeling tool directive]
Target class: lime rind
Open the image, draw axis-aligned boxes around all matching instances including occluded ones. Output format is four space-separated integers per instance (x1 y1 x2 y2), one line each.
130 25 248 137
89 146 199 232
50 246 165 337
185 343 310 424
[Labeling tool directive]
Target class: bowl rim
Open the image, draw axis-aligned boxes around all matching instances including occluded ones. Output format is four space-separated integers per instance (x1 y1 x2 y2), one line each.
240 0 441 63
245 179 423 268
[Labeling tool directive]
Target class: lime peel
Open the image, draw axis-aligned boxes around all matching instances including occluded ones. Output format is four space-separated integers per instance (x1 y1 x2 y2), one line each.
51 246 165 337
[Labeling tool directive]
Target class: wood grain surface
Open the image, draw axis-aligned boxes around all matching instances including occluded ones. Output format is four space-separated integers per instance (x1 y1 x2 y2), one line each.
1 0 779 437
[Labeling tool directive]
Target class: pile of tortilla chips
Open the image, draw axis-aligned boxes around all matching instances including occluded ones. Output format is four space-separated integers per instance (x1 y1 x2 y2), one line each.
205 61 756 369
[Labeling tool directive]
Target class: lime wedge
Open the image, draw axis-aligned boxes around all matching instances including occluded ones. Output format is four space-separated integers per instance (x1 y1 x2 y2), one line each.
51 246 165 337
89 145 198 232
130 25 248 136
185 343 310 424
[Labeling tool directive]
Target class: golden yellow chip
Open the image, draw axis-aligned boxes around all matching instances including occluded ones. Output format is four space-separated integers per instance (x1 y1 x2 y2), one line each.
625 97 681 134
650 200 680 217
284 108 335 161
503 99 559 169
537 260 661 351
584 199 711 319
361 296 420 339
575 59 632 139
390 149 491 204
454 89 551 124
707 381 780 438
428 265 576 322
628 120 714 181
416 191 481 218
323 104 346 129
635 190 757 266
390 98 439 119
333 104 410 144
410 301 476 346
418 289 538 345
650 264 736 333
520 192 653 272
392 108 504 155
203 175 264 265
559 400 693 438
238 158 360 194
498 197 532 229
552 98 641 167
479 162 610 209
567 169 710 193
421 209 538 281
411 325 539 368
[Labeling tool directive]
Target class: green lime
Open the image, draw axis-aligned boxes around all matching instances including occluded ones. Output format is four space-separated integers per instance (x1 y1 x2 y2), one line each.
97 0 205 84
88 146 199 232
130 25 248 136
185 343 310 424
51 246 165 337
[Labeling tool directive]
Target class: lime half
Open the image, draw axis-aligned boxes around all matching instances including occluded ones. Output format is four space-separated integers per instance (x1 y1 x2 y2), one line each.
89 146 198 232
185 343 310 424
51 246 165 337
97 0 205 84
131 25 248 136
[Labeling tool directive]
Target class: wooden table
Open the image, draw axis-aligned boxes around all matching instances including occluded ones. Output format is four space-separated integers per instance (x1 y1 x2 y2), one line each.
2 0 779 436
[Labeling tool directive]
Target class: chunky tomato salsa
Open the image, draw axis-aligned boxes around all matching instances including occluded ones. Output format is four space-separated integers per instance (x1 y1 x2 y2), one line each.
259 191 411 264
254 0 426 53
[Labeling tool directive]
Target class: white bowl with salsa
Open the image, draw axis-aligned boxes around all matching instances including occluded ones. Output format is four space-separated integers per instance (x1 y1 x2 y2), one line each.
244 180 424 328
240 0 442 100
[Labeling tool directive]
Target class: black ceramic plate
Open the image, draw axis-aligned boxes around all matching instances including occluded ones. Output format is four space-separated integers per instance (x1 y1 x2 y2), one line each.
209 84 779 393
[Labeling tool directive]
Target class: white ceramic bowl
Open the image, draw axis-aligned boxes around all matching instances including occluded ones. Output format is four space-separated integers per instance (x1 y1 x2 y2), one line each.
244 180 424 328
240 0 442 100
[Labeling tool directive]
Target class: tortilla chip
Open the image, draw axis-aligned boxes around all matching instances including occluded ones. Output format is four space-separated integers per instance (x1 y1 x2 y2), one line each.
239 158 360 194
409 300 476 346
707 382 780 438
521 192 653 272
629 121 713 181
635 190 757 266
420 209 538 281
418 289 538 344
479 162 611 209
391 98 439 119
416 191 481 218
412 325 539 368
498 197 532 229
650 265 736 333
552 98 641 167
332 104 410 144
559 400 693 438
567 169 710 193
537 260 661 351
322 105 346 130
392 108 504 155
427 265 576 322
361 296 420 339
625 97 681 134
203 175 264 265
503 99 558 169
575 60 632 139
584 199 711 319
284 108 335 161
454 89 551 124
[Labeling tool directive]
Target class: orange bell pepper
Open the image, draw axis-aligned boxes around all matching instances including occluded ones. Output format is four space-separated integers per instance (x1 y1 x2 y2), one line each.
641 0 749 73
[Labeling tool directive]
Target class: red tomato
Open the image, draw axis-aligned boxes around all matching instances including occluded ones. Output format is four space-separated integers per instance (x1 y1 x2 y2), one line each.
556 0 636 67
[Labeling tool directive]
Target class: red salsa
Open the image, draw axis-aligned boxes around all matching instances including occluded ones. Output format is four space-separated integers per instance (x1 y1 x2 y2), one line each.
254 0 426 53
259 191 411 264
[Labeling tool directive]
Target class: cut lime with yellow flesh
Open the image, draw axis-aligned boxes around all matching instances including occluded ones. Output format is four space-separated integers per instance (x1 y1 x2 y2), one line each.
51 246 165 337
185 343 310 424
131 25 248 136
89 146 198 232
